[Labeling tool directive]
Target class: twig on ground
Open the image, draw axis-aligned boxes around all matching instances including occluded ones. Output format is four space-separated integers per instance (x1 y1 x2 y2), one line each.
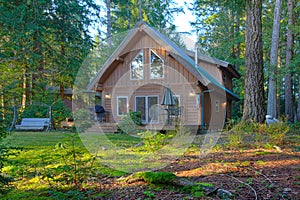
249 167 273 185
222 174 258 200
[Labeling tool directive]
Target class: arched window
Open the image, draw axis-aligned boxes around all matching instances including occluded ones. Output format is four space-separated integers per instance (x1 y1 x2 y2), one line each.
130 50 144 80
150 50 164 79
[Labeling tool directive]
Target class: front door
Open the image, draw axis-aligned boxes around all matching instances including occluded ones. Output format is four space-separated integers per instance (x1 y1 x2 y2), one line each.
135 96 159 123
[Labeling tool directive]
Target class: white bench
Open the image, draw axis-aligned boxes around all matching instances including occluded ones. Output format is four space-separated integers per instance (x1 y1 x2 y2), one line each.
15 118 50 131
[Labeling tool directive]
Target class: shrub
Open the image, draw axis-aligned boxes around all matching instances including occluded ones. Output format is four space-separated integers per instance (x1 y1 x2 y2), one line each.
228 121 290 148
72 108 93 132
117 111 142 134
137 130 173 152
0 113 12 193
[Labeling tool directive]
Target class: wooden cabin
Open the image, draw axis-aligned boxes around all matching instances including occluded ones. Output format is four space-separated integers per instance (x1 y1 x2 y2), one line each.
87 22 240 131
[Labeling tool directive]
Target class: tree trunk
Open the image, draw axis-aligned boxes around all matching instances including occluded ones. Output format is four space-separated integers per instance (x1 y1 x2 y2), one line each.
21 70 27 110
267 0 282 118
60 44 65 100
235 14 241 71
285 0 294 122
139 0 142 21
242 0 265 123
106 0 112 47
127 0 131 29
298 76 300 121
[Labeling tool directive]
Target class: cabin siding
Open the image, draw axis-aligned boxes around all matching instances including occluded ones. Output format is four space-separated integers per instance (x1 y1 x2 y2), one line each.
97 31 229 128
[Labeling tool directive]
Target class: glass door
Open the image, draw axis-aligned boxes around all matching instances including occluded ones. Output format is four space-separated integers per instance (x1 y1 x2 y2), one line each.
135 96 158 123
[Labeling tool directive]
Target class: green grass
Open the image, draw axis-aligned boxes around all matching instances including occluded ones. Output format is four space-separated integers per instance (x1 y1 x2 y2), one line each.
1 131 141 199
1 130 193 199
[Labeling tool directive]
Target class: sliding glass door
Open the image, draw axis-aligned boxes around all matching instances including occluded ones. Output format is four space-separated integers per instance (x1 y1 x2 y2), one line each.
135 96 159 123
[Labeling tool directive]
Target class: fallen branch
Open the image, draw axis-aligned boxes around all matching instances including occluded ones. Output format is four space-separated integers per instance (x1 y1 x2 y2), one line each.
222 174 258 200
249 167 273 185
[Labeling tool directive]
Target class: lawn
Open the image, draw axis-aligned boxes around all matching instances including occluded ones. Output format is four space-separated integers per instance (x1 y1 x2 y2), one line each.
1 131 141 199
1 125 299 199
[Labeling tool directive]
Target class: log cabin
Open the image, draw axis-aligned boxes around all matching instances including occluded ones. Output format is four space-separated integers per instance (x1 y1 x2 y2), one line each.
87 22 240 131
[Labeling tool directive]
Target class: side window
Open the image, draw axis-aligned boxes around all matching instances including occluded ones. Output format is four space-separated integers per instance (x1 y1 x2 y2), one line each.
216 100 220 112
117 96 128 116
150 50 164 79
130 50 144 80
173 95 180 108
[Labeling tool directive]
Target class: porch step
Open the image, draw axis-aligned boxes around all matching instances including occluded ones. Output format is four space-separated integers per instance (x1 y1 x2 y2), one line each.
87 123 118 133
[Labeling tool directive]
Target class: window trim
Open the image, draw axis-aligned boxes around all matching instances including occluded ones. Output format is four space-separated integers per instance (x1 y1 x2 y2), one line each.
150 49 164 79
215 100 220 112
173 95 180 107
130 50 144 80
117 96 128 116
135 95 159 123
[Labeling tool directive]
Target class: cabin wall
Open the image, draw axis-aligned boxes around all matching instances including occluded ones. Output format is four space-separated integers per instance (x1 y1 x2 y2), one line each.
99 32 227 127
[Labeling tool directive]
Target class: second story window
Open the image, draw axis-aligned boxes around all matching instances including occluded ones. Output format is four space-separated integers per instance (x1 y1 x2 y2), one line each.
130 50 144 80
150 50 164 79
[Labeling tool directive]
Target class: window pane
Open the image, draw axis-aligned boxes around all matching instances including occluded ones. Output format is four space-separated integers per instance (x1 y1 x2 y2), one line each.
150 50 163 79
131 51 143 79
136 97 146 122
148 96 158 123
173 95 180 108
118 97 128 116
215 100 220 112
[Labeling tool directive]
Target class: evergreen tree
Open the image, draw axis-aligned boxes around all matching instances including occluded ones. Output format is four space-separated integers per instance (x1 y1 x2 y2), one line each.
242 0 265 123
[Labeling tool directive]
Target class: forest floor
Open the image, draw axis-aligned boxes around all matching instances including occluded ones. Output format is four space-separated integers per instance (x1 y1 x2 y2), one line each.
2 130 300 200
98 147 300 199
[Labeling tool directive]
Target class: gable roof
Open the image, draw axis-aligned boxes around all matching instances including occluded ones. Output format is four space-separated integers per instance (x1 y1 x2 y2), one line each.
87 21 240 100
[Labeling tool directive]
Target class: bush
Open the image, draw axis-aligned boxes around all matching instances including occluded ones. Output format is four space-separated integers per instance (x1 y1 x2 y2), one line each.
137 130 174 152
0 113 12 193
227 121 290 148
117 111 142 134
72 108 93 132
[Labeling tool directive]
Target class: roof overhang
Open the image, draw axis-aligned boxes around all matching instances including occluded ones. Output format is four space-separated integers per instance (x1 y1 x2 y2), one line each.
87 22 240 101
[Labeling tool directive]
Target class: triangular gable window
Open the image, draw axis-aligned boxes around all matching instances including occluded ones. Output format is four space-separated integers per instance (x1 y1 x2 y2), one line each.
130 50 144 80
150 50 164 79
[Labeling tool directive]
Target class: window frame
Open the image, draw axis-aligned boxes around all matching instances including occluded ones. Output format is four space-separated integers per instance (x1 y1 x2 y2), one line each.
117 96 128 116
135 95 159 123
215 100 220 112
130 50 144 80
150 49 164 79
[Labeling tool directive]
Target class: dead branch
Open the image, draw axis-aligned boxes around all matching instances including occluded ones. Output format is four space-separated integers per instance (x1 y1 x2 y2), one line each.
222 174 258 200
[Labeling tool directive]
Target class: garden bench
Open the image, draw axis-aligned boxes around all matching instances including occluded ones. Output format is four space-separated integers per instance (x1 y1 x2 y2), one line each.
15 118 50 131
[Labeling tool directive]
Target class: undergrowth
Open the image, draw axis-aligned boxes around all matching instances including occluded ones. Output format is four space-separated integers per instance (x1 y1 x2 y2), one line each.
225 121 291 149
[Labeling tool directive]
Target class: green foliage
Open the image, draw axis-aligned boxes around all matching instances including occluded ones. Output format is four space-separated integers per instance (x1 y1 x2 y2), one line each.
182 182 214 198
0 113 12 193
19 98 71 126
2 132 131 198
49 190 86 200
227 121 290 149
143 190 155 199
117 110 142 134
135 171 176 184
137 130 172 152
72 109 93 132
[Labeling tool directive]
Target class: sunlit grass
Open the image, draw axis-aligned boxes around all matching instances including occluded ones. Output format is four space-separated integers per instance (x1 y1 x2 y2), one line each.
1 131 141 198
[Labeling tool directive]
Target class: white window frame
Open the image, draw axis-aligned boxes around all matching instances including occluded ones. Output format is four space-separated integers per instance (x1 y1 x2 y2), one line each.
216 100 220 112
135 95 159 123
173 95 180 107
150 49 164 79
130 50 144 80
117 96 128 116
